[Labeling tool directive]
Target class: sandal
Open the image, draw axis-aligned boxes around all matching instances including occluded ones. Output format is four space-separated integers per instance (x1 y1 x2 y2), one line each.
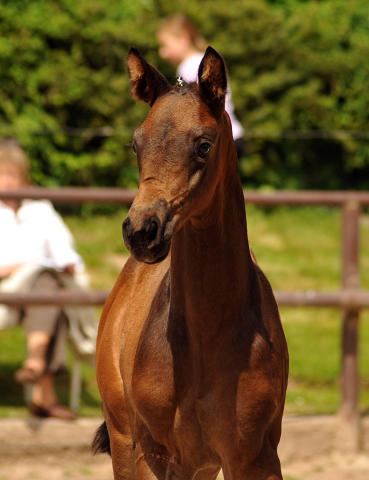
14 367 42 385
29 402 78 420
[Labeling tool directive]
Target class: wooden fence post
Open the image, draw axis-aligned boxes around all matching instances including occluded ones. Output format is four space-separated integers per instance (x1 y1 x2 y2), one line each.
338 200 361 451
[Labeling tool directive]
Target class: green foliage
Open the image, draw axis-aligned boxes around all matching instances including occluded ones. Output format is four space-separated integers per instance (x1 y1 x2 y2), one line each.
184 0 369 189
0 0 150 187
0 0 369 189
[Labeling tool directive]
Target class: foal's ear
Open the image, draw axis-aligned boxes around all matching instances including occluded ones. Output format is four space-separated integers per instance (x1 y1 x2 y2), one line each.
127 47 171 107
198 47 228 108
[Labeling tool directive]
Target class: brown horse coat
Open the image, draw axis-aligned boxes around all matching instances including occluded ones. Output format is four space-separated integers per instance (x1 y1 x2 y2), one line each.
94 46 289 480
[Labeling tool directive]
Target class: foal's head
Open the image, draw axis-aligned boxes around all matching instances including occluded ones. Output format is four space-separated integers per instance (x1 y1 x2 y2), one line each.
123 46 237 263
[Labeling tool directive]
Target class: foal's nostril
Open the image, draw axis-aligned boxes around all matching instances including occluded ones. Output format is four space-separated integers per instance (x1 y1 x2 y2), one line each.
146 219 159 246
122 217 132 237
147 219 158 245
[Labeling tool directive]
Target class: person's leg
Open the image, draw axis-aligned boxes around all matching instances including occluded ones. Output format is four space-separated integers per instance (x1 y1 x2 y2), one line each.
31 373 58 408
28 315 77 419
19 331 50 379
30 313 69 409
29 370 77 418
15 271 61 382
15 271 77 419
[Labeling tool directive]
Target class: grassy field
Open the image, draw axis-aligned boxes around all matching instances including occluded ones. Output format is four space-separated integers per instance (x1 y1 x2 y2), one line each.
1 204 369 418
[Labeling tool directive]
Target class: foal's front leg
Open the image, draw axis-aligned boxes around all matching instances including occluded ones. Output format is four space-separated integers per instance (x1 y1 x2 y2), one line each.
107 426 136 480
100 408 136 480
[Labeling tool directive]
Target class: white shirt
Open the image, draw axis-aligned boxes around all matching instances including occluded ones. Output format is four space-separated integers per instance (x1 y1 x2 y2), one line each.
177 53 244 141
0 199 84 271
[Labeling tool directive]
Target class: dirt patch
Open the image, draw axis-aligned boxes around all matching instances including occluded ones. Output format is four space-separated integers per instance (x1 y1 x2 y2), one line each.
0 449 114 480
282 453 369 480
1 416 369 479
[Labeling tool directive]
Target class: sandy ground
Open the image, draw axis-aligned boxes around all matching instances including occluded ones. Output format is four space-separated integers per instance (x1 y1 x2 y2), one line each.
1 415 368 480
0 449 369 480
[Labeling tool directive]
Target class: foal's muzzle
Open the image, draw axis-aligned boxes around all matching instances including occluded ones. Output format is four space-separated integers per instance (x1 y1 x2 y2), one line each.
122 198 173 263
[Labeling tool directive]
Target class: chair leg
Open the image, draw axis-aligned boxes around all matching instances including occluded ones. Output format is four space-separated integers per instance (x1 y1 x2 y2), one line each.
23 384 33 405
70 358 81 411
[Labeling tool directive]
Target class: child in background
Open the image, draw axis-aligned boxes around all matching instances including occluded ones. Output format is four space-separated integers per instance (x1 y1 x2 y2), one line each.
157 14 245 159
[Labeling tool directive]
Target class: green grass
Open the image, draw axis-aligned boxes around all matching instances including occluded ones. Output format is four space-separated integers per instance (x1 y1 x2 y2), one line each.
1 205 369 417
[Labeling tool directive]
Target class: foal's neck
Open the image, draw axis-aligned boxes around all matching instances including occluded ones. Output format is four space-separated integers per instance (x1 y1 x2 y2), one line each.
170 156 256 326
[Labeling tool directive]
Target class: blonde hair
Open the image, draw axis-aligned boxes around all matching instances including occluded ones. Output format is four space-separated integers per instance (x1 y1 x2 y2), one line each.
158 14 208 52
0 139 30 183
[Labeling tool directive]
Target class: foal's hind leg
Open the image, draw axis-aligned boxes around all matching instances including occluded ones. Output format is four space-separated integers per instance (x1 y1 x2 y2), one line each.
224 457 282 480
135 455 174 480
223 435 283 480
135 460 220 480
243 454 283 480
193 467 221 480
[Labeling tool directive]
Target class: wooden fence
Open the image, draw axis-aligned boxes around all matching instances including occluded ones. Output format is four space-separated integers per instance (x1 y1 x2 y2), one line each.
1 187 369 449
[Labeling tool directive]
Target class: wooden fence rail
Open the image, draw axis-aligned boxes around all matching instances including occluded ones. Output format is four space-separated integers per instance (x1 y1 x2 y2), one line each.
1 187 368 450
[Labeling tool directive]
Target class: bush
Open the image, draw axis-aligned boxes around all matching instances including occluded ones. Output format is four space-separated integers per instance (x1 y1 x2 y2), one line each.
1 0 368 189
0 0 149 187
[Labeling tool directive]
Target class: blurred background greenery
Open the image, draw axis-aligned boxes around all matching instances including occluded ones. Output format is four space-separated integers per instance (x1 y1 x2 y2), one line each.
0 0 369 190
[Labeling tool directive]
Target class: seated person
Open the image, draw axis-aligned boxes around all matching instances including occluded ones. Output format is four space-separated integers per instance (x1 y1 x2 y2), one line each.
0 139 97 420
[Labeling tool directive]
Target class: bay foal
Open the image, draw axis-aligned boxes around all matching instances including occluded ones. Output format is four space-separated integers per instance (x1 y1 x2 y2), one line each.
94 46 289 480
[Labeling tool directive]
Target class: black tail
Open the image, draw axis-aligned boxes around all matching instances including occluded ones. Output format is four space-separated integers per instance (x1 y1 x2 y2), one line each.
92 421 111 456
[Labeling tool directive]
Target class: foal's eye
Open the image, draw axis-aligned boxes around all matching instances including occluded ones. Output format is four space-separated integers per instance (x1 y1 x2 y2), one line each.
197 142 211 158
132 143 137 155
